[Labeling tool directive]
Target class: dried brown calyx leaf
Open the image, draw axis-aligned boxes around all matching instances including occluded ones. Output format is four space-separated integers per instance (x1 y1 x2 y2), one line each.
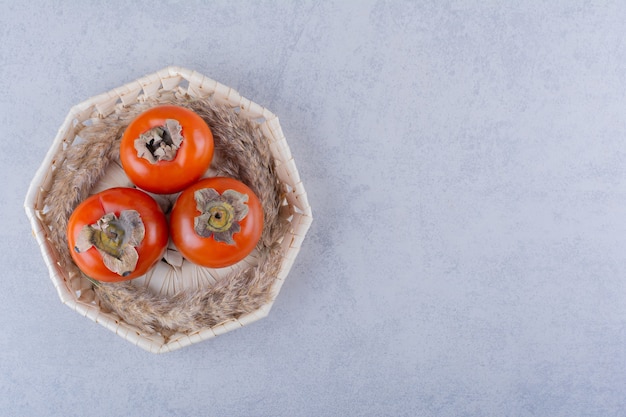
194 188 249 245
134 119 183 164
75 210 145 277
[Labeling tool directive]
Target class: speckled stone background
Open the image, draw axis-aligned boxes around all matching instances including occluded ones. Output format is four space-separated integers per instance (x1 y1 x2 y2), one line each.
3 1 626 416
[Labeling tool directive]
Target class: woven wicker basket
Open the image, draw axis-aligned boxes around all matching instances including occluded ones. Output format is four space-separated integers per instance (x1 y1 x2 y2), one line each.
24 66 312 353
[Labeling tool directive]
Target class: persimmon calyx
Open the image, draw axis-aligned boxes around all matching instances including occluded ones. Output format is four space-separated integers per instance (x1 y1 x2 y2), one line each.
134 119 183 164
193 188 249 245
75 210 145 277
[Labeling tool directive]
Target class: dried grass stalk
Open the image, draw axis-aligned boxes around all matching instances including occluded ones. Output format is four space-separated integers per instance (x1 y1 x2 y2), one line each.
42 93 288 337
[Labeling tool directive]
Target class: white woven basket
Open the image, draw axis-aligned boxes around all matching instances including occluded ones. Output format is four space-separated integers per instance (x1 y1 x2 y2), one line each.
24 66 312 353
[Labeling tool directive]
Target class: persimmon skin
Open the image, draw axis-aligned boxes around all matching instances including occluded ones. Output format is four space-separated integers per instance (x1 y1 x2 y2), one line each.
170 177 264 268
67 188 169 282
120 105 214 194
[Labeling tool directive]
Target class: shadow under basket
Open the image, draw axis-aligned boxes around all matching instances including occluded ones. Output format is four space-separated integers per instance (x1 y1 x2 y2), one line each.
24 66 312 353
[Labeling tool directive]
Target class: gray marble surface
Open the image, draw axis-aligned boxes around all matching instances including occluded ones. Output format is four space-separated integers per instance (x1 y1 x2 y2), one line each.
3 1 626 416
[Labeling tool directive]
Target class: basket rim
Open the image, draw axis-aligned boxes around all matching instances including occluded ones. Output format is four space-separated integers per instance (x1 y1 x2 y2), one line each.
24 66 312 353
